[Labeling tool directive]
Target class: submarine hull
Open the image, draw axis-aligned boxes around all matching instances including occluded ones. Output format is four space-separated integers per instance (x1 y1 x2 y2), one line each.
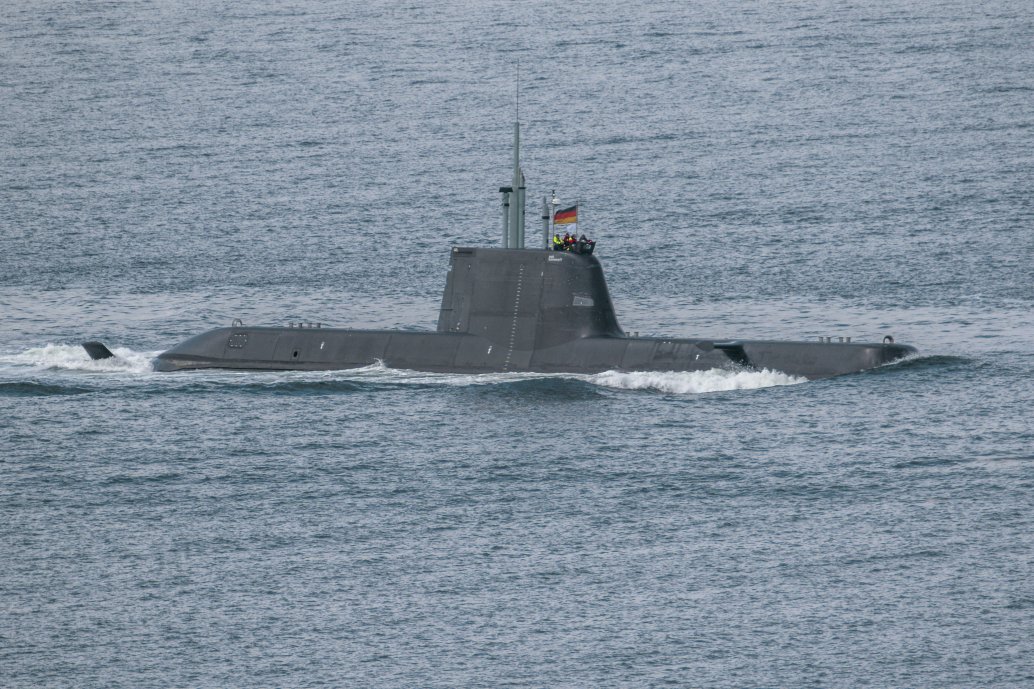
154 326 915 379
153 246 916 379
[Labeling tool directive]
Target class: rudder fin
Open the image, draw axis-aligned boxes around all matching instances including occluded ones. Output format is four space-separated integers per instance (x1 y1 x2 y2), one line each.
82 341 115 360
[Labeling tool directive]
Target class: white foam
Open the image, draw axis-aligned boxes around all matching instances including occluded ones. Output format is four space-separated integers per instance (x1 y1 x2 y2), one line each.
322 360 565 387
337 362 806 394
244 361 807 394
0 347 807 394
0 344 158 374
590 368 806 394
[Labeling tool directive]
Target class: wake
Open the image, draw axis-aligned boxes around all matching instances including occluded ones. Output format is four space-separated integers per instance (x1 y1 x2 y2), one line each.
0 344 158 374
0 345 805 395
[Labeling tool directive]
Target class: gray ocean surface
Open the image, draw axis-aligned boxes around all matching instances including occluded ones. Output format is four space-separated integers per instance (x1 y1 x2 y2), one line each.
2 1 1033 687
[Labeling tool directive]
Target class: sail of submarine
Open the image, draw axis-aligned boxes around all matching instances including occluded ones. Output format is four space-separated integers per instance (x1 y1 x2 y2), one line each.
85 115 917 379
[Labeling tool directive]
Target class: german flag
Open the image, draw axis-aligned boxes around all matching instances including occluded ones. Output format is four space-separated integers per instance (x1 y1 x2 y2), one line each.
554 204 578 225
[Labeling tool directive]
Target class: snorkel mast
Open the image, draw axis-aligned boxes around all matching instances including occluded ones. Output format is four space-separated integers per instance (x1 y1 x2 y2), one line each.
500 70 527 249
499 73 559 250
499 123 527 248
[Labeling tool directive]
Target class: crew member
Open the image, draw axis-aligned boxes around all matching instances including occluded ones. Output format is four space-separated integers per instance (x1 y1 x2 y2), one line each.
552 234 564 251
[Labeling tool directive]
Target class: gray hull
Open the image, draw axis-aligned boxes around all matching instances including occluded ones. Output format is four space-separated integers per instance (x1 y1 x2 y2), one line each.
155 248 915 379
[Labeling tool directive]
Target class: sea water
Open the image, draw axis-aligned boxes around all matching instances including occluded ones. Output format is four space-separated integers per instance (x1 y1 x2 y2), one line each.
2 1 1033 687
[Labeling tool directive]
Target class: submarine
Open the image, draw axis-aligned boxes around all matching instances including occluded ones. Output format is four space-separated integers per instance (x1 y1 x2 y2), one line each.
84 120 916 379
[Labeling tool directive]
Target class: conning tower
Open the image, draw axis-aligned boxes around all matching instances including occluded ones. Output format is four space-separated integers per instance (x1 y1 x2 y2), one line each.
437 247 623 368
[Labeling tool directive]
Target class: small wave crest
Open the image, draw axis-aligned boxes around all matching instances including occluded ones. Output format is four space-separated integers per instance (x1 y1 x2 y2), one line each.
158 362 800 396
0 381 93 397
590 368 806 394
348 363 803 395
868 353 972 375
0 344 157 374
316 363 603 395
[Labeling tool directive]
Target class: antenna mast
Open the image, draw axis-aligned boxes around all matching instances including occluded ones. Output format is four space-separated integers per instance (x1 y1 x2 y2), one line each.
500 65 526 249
